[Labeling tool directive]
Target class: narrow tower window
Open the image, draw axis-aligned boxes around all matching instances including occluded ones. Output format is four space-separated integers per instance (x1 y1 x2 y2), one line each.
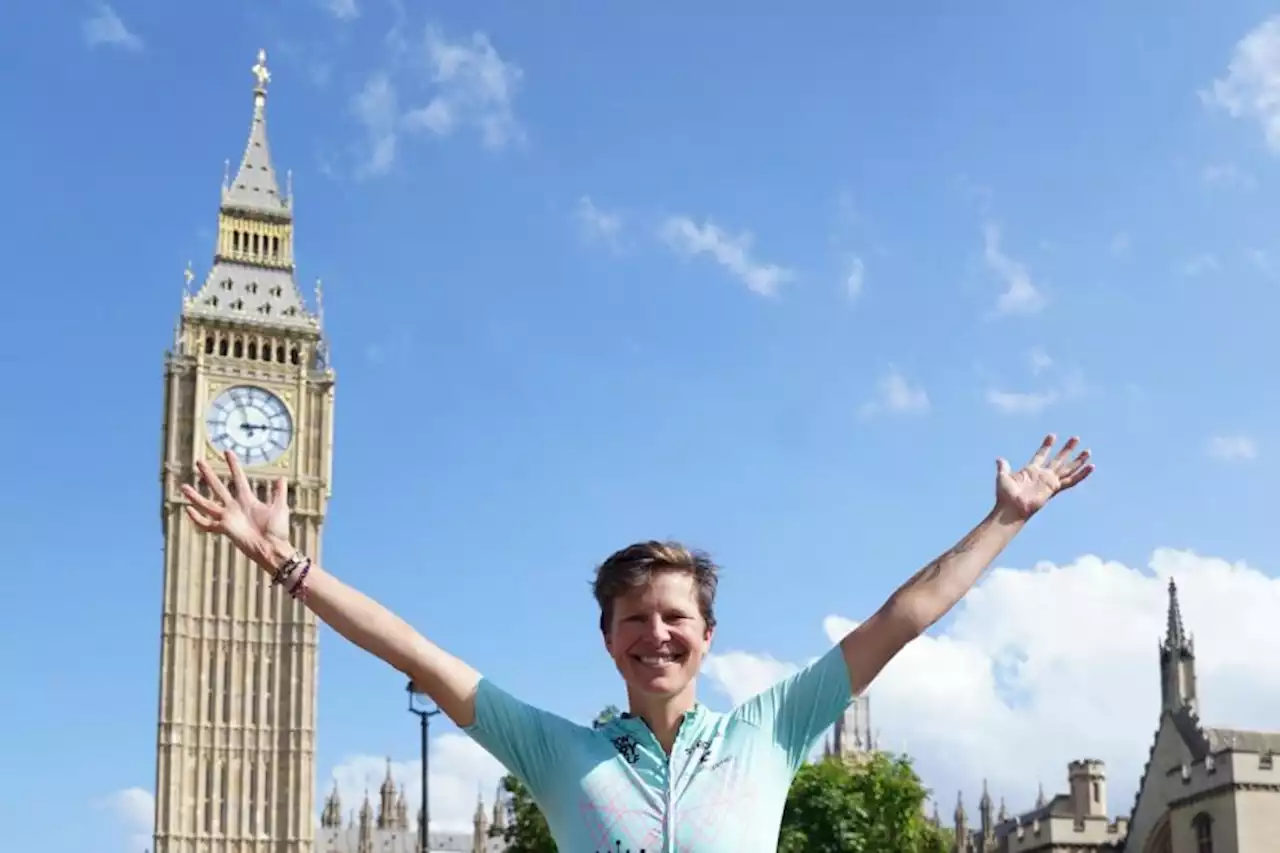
1193 813 1214 853
247 341 258 360
205 336 214 355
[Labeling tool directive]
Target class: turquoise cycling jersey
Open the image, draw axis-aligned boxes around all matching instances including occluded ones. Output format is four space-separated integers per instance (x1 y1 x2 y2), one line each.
463 643 853 852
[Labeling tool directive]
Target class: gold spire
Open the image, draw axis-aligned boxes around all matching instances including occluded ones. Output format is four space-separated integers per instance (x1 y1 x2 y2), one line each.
252 48 271 93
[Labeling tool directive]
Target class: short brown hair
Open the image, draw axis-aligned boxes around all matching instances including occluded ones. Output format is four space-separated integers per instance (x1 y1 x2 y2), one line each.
592 540 720 634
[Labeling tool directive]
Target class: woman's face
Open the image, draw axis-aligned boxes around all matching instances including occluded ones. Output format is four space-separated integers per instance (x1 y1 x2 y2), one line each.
603 571 714 699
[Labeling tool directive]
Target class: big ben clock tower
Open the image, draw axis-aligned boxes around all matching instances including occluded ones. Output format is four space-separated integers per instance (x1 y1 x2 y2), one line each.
155 50 333 853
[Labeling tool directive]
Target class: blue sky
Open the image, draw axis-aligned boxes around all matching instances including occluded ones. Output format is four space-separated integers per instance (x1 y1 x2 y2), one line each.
3 1 1280 850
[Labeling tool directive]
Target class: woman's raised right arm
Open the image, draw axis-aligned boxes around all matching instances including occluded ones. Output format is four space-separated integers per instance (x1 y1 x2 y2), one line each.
183 452 482 728
255 535 482 727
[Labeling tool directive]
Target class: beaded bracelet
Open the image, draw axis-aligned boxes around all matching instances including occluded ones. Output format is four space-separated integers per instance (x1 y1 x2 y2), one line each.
270 551 306 587
287 558 312 601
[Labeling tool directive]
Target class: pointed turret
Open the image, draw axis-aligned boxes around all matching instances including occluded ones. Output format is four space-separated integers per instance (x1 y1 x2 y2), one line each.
395 785 409 830
954 791 968 839
320 779 342 828
472 792 490 853
357 792 374 853
1035 782 1047 808
185 48 319 333
223 50 288 215
491 782 507 832
1160 578 1198 713
1165 577 1187 650
979 780 993 837
997 797 1007 823
377 758 397 829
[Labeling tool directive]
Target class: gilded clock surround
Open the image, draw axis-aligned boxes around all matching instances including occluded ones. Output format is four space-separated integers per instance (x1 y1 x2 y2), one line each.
202 381 298 470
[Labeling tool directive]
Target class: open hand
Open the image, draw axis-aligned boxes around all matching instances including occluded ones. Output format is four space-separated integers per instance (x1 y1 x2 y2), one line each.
995 434 1093 520
180 450 290 569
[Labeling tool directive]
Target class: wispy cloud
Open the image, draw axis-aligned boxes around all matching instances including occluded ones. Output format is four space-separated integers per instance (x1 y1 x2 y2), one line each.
986 388 1059 415
402 27 524 150
1202 16 1280 151
1028 346 1053 376
982 224 1045 315
352 74 399 178
985 350 1085 415
1201 162 1255 190
82 4 142 51
351 25 523 177
859 367 930 419
1180 253 1221 277
660 216 793 297
97 787 153 852
323 0 360 20
575 196 623 249
1206 434 1258 462
844 256 865 301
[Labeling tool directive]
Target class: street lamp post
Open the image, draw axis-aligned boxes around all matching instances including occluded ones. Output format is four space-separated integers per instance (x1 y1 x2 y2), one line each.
407 681 441 853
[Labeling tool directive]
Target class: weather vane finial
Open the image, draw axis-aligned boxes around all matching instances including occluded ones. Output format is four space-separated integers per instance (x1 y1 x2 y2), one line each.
252 48 271 92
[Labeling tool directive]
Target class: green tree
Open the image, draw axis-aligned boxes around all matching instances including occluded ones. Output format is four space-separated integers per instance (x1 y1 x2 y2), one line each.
492 773 556 853
593 704 621 729
779 753 952 853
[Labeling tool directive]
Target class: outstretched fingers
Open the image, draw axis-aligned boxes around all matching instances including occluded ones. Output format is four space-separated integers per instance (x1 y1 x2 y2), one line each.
271 476 287 510
1049 436 1080 471
1059 456 1095 490
196 458 235 505
1028 434 1057 468
184 504 221 532
225 450 252 503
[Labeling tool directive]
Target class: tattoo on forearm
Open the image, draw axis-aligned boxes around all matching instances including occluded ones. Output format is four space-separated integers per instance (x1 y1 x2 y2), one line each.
909 525 983 585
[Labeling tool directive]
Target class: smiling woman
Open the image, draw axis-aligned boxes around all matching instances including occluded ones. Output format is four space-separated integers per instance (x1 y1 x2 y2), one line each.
181 433 1092 852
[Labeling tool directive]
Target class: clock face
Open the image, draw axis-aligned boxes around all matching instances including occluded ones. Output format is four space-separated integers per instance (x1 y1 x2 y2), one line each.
204 385 294 466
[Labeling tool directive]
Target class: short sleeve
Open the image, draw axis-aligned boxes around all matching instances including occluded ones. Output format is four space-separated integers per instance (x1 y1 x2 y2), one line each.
462 678 577 793
732 644 854 773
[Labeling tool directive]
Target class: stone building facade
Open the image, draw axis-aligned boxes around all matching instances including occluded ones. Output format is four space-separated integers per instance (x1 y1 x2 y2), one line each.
947 579 1280 852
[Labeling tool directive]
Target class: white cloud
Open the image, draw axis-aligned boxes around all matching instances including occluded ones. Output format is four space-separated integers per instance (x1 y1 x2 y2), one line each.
1181 253 1221 277
1206 434 1258 462
1202 16 1280 151
323 0 359 20
860 368 930 419
97 786 153 852
1028 347 1052 376
352 26 523 176
328 733 505 834
575 196 623 248
352 74 399 178
1201 162 1255 190
704 549 1280 824
844 256 865 301
660 216 794 297
986 388 1058 415
985 353 1084 416
82 4 142 51
403 27 524 151
982 224 1046 315
703 652 800 705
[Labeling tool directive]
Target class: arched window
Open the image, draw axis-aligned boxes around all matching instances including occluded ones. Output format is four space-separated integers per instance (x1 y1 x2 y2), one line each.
1192 812 1213 853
